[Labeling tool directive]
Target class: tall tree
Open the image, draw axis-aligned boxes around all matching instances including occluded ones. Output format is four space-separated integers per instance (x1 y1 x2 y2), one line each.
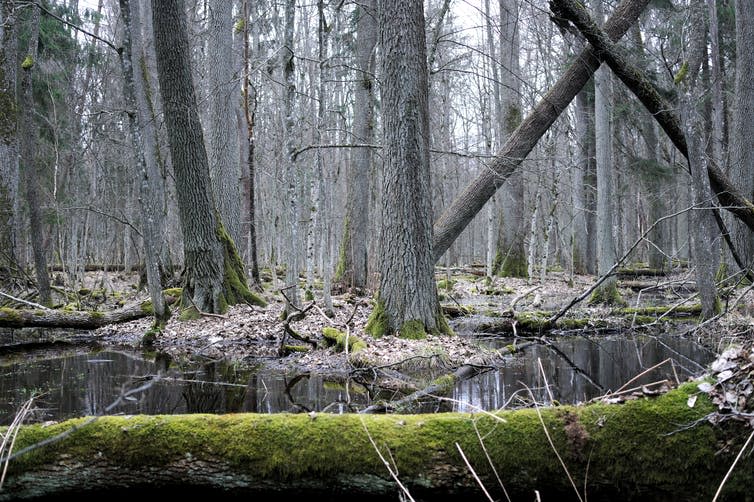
679 0 720 319
494 0 527 278
0 0 19 275
19 3 51 306
730 0 754 270
118 0 168 327
334 0 376 292
589 0 620 304
151 0 264 314
365 0 447 338
207 0 242 247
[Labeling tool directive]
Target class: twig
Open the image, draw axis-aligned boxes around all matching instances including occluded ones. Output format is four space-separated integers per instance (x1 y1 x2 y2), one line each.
612 358 672 395
0 396 35 490
527 386 584 502
472 421 512 502
359 416 415 502
712 428 754 502
0 291 51 310
455 442 495 502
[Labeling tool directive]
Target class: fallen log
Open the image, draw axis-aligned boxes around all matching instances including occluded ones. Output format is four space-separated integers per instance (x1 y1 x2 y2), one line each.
0 293 179 330
1 383 750 500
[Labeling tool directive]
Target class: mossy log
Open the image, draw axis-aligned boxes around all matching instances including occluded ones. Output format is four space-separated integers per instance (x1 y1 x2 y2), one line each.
1 384 751 501
0 294 179 330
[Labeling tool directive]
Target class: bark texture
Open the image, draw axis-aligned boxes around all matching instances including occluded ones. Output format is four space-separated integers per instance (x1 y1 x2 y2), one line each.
1 385 750 501
0 0 19 273
368 0 442 337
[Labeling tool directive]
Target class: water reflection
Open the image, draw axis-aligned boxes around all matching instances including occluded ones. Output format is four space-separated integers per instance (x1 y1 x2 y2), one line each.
452 334 715 412
0 333 715 423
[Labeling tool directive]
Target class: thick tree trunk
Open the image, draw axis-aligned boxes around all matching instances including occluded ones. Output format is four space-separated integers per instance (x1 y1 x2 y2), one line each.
335 0 376 292
1 385 750 501
494 0 527 278
19 5 51 307
573 80 596 274
0 0 19 274
151 0 264 314
0 294 178 329
207 0 242 247
730 0 754 269
432 0 651 263
367 0 443 338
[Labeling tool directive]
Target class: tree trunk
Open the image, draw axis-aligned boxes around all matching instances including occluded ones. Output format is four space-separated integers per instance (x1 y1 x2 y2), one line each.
573 79 596 274
118 0 168 326
0 0 19 275
549 0 754 234
680 1 720 319
151 0 264 314
0 294 179 329
366 0 444 339
730 0 754 270
207 0 242 247
494 0 527 278
431 0 651 263
335 0 376 292
1 386 750 501
19 5 51 307
590 0 620 304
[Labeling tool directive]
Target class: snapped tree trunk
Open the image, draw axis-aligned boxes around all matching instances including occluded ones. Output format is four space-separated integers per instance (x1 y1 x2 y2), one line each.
1 385 751 501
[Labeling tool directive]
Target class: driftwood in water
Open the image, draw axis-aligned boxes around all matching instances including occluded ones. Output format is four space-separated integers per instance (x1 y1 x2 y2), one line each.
0 384 750 501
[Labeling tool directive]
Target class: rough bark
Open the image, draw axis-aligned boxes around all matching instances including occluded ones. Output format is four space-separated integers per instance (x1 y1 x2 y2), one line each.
573 79 596 274
1 385 751 501
590 0 620 305
19 5 51 307
118 0 168 325
0 0 19 274
151 0 264 314
367 0 443 338
730 0 754 269
0 294 178 329
207 0 242 247
548 0 754 233
494 0 527 278
432 0 651 263
335 0 376 291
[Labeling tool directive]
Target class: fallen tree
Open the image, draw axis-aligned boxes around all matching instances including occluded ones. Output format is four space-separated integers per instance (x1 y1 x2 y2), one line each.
0 383 750 500
0 292 179 330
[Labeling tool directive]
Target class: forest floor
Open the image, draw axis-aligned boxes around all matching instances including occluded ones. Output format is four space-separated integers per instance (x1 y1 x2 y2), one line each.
76 264 754 377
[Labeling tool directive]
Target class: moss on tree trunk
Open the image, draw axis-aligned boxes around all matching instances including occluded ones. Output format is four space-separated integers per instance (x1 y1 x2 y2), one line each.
2 384 751 500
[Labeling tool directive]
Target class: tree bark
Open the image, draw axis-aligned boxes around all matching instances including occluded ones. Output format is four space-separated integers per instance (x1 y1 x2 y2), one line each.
118 0 168 325
335 0 376 292
151 0 264 314
1 386 750 501
0 294 178 329
548 0 754 233
367 0 443 338
432 0 651 263
0 0 19 275
19 4 51 307
730 0 754 269
207 0 242 247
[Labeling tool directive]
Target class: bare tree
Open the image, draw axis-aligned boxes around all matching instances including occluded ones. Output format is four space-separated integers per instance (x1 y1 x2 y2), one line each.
0 0 19 275
366 0 447 338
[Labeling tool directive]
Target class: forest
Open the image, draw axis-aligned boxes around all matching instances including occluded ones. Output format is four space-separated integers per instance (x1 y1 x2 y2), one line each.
1 0 754 500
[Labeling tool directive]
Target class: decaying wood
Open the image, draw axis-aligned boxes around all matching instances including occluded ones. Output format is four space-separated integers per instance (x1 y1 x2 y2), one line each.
0 384 750 501
0 295 178 330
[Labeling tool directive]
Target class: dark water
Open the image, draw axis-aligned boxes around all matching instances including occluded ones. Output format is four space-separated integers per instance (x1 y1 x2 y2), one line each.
0 334 715 424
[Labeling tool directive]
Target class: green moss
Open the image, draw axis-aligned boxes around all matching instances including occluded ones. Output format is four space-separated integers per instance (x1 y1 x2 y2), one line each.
333 217 350 283
304 288 314 301
140 300 154 315
162 287 183 298
436 279 454 290
399 320 427 340
429 374 456 395
494 249 528 278
614 304 702 317
588 281 625 306
365 298 389 338
0 307 22 323
178 306 200 321
674 61 688 85
77 288 92 296
322 327 367 353
217 222 266 309
281 345 310 355
6 384 748 501
21 55 34 70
